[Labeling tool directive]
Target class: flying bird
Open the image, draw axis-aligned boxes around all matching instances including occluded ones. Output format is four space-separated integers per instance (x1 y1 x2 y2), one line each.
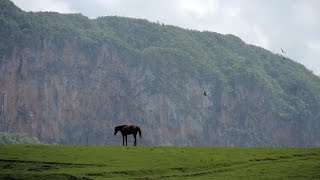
281 48 286 54
203 91 207 96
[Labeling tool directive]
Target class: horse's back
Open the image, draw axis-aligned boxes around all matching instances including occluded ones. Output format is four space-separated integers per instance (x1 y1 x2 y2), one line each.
130 125 138 128
117 125 140 134
128 125 138 131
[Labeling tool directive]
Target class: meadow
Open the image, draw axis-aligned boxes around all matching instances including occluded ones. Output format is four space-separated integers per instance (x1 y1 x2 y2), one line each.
0 145 319 179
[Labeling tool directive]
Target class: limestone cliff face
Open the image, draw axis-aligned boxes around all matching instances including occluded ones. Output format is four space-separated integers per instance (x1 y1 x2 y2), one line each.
1 0 320 147
0 38 216 145
0 37 318 147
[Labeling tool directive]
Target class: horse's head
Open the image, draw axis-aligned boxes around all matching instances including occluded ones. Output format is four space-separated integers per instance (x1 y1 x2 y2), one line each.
114 126 119 135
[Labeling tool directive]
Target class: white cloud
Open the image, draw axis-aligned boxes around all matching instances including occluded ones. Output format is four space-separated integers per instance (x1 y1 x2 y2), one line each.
225 7 241 17
251 26 270 49
12 0 73 13
291 1 319 29
178 0 218 19
307 41 320 50
304 41 320 73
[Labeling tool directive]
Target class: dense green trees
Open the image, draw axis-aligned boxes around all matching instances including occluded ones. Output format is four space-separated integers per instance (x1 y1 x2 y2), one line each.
0 132 41 144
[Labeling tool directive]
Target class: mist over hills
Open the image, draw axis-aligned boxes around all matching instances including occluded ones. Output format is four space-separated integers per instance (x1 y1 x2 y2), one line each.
1 0 320 147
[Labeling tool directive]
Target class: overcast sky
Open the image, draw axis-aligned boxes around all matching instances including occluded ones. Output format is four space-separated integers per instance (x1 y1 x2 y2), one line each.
11 0 320 75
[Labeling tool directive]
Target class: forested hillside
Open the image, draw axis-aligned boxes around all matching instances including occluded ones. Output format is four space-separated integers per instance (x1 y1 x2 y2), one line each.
1 0 320 147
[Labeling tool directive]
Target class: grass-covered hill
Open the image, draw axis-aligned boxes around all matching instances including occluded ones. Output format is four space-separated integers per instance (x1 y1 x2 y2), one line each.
0 0 320 147
0 145 319 179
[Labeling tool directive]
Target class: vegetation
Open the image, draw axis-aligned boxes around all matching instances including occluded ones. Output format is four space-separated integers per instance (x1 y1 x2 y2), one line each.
96 14 320 131
0 145 319 179
0 132 41 144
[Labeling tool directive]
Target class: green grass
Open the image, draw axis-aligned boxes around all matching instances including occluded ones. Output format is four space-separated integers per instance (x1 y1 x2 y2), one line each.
0 145 319 179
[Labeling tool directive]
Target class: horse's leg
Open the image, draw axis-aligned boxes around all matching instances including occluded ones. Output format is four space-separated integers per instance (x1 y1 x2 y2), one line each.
133 134 137 146
122 135 124 146
125 135 128 146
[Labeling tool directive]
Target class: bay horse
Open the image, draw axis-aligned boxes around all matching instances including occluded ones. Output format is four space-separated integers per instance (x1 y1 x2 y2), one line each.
114 125 141 146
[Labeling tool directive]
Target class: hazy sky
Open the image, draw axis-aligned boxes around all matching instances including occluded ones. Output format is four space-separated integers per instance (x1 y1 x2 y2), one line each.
11 0 320 75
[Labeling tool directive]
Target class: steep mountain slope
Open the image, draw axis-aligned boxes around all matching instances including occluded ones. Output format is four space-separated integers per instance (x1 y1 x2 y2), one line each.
1 0 319 146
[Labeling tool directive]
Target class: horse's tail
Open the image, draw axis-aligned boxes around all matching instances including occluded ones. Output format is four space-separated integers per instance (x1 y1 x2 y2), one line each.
137 127 141 138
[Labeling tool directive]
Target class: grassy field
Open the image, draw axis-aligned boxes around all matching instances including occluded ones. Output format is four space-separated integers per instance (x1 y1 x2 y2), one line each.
0 145 319 179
